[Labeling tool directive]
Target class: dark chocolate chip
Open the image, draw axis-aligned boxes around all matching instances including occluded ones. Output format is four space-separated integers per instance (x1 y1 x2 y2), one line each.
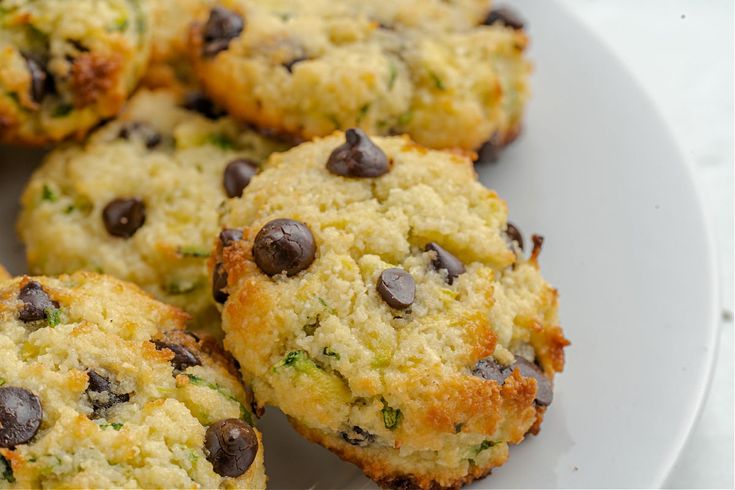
118 122 162 149
513 358 553 406
219 228 243 248
340 426 375 447
202 6 244 57
18 281 59 323
223 159 258 198
483 7 525 30
85 371 130 416
471 358 511 385
153 341 202 371
253 219 316 276
505 222 524 251
326 128 389 178
0 387 42 447
204 418 258 477
425 243 465 284
102 198 146 238
282 56 308 73
22 54 50 104
183 92 225 120
472 356 553 406
212 262 229 304
377 268 415 309
475 133 503 164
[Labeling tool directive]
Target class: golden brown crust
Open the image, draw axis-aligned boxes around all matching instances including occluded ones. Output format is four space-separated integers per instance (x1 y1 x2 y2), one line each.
71 52 123 110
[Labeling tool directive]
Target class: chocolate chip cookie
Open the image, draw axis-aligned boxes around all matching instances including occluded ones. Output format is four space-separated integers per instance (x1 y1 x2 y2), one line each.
216 131 569 489
0 0 152 146
17 89 287 329
0 272 264 488
189 1 530 152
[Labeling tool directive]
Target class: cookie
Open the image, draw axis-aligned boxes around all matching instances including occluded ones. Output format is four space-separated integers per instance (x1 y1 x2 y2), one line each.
216 131 569 489
17 89 287 329
0 0 152 146
0 272 265 488
0 267 8 282
189 1 530 152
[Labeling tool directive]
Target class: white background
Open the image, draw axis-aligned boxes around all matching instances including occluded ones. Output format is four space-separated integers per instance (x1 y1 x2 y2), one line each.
557 1 733 488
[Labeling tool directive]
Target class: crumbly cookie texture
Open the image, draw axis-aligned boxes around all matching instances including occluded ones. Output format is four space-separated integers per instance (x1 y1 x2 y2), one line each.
0 272 265 489
0 0 152 146
189 0 530 152
217 132 568 489
17 89 286 330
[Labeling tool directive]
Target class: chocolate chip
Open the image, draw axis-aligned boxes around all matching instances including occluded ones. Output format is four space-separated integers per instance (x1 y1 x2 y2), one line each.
513 358 553 406
22 54 51 104
18 281 59 323
475 133 503 163
202 6 244 57
219 228 243 248
505 222 524 251
326 128 389 178
340 426 375 447
253 219 316 276
204 418 258 477
0 387 42 447
483 7 525 30
85 371 130 416
102 198 146 238
472 356 553 406
223 159 258 198
119 122 162 149
282 56 308 73
212 262 229 304
153 341 201 371
183 92 225 120
377 268 415 309
472 358 511 384
425 243 465 284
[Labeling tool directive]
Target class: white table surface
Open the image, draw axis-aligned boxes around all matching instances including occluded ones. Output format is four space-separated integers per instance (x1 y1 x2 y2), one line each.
556 1 734 488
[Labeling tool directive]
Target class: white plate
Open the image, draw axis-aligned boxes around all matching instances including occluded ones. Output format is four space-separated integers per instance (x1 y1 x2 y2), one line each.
0 1 719 488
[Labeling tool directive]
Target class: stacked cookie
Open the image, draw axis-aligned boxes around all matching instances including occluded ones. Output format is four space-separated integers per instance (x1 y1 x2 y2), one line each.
2 1 568 489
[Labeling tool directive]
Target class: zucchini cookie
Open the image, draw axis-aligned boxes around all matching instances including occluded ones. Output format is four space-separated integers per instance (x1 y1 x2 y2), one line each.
0 0 152 146
17 89 286 329
189 1 530 152
215 130 569 489
0 272 265 489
